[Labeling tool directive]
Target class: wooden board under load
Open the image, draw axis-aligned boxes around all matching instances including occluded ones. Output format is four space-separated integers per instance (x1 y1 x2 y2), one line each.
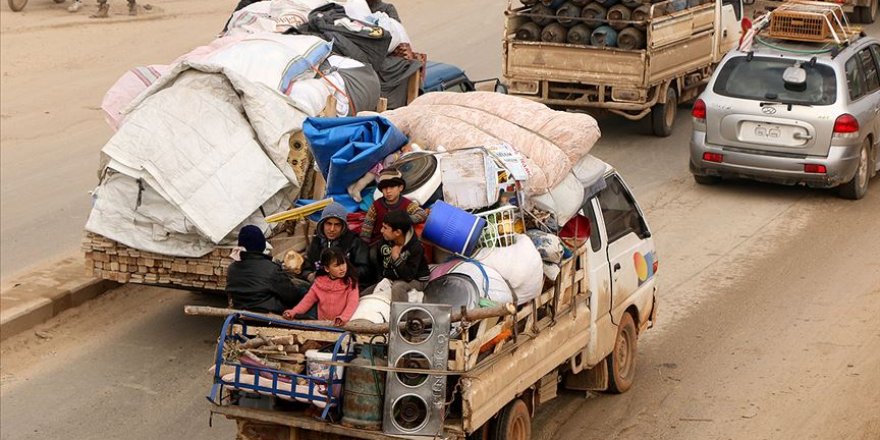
82 232 232 290
513 0 708 49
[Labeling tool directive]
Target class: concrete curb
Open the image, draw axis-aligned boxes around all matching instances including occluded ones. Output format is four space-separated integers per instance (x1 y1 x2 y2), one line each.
0 259 119 341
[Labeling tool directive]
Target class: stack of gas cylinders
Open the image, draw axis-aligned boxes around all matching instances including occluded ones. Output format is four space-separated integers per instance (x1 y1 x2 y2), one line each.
514 0 705 50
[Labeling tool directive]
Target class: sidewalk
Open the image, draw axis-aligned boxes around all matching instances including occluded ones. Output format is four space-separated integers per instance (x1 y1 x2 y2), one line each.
0 257 117 341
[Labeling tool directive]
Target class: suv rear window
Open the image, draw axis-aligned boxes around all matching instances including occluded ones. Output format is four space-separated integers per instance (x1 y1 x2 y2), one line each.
713 56 837 105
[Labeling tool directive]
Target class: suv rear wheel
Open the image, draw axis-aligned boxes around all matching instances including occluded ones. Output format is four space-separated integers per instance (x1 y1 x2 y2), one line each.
838 141 871 200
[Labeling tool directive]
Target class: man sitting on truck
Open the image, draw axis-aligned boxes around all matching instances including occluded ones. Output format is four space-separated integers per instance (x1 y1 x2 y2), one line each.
226 225 310 315
360 210 430 302
299 202 373 287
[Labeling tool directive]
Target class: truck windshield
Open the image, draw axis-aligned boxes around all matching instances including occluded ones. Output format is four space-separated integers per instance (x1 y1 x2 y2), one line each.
713 56 837 105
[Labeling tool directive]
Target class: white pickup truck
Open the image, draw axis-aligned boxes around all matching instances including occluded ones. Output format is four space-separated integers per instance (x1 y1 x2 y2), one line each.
207 160 659 440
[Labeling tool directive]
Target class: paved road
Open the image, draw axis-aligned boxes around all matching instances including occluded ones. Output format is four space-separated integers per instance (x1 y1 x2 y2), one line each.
1 1 879 439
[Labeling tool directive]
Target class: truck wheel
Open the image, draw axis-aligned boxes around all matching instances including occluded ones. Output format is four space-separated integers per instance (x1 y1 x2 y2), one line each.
838 141 871 200
7 0 27 11
493 399 531 440
651 87 677 137
857 0 877 24
606 312 638 394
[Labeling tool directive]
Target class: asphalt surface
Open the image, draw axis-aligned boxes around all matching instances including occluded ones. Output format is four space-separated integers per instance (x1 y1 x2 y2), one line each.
1 1 879 439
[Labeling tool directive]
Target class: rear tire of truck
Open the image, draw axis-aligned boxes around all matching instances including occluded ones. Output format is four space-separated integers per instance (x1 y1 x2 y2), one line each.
856 0 877 23
838 141 871 200
606 312 638 394
493 399 531 440
651 88 677 137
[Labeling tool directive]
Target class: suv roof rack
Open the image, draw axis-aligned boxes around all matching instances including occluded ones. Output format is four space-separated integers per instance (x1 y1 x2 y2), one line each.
738 1 861 54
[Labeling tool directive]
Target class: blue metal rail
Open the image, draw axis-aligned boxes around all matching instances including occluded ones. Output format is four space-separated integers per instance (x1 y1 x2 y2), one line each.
208 312 353 420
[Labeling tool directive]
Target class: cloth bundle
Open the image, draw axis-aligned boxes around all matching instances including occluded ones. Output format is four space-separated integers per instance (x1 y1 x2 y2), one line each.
382 92 601 194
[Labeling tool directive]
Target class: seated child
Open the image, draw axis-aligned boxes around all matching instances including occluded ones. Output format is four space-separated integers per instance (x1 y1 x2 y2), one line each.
361 210 430 302
282 248 359 326
359 168 427 245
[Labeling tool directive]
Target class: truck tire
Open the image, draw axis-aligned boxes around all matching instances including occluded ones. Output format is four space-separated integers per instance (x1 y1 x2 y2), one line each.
606 312 638 394
651 87 677 137
856 0 877 24
838 140 871 200
7 0 27 11
493 399 531 440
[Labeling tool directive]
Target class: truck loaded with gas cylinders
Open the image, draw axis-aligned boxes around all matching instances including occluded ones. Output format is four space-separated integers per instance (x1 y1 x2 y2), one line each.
503 0 744 136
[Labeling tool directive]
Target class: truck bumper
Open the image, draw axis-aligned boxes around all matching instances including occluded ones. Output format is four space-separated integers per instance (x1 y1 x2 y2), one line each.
689 131 862 188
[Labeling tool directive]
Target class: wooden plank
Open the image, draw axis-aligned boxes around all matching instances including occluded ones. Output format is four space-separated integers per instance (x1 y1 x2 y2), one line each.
213 405 394 440
406 70 421 105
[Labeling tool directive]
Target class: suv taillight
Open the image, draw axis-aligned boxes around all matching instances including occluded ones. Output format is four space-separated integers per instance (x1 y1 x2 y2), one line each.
833 114 859 137
692 99 706 121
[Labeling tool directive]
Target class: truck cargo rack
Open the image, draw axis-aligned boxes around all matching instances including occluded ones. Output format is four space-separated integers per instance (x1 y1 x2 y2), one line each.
208 313 354 421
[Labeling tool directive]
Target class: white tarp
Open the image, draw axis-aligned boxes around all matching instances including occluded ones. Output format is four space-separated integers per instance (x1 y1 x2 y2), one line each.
86 60 331 257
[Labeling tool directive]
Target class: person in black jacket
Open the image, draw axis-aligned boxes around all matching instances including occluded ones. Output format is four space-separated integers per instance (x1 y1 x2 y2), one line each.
300 202 373 287
226 225 309 314
361 210 430 302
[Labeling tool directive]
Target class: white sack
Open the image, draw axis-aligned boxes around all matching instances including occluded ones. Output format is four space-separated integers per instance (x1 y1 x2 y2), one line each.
433 260 515 305
531 172 584 227
206 33 332 96
270 0 328 31
526 230 564 264
572 154 607 192
226 1 277 36
473 234 544 305
368 12 410 53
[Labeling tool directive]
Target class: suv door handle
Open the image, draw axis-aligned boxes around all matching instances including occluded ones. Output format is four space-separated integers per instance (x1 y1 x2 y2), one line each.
613 263 622 272
793 132 813 141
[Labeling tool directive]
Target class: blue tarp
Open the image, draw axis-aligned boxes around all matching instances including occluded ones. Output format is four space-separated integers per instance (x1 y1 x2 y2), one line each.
303 116 408 197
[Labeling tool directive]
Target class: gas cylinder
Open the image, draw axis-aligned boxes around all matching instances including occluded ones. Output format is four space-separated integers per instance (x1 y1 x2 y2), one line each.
341 340 388 430
541 23 568 43
607 4 632 30
516 21 543 41
556 2 583 27
567 23 593 45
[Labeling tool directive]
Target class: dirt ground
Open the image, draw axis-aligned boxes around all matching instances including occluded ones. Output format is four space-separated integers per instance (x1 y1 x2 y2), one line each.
1 1 879 439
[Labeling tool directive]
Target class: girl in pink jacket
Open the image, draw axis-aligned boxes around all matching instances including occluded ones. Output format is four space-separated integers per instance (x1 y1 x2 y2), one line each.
283 248 359 326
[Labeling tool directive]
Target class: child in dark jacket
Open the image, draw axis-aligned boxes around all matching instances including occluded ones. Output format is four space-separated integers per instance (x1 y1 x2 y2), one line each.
282 248 359 326
361 210 430 302
359 168 427 245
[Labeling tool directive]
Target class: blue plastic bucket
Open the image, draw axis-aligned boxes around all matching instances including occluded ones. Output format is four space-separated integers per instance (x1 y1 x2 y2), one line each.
423 201 487 257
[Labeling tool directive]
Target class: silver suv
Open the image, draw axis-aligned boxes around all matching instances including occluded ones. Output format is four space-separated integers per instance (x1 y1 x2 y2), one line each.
689 34 880 199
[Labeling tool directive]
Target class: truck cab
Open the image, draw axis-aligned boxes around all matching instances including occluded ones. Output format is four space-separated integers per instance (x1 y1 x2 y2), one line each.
579 167 658 390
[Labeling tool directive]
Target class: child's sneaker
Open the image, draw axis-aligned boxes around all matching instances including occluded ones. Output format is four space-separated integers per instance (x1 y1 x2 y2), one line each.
67 0 82 12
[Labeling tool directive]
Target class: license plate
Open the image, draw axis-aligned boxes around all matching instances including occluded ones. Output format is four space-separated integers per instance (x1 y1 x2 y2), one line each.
738 121 809 147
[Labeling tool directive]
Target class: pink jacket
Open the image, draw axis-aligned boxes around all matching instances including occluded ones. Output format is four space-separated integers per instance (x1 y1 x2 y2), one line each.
287 276 359 323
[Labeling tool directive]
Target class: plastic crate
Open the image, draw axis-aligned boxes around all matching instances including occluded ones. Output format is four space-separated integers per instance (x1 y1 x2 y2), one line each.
477 205 523 248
